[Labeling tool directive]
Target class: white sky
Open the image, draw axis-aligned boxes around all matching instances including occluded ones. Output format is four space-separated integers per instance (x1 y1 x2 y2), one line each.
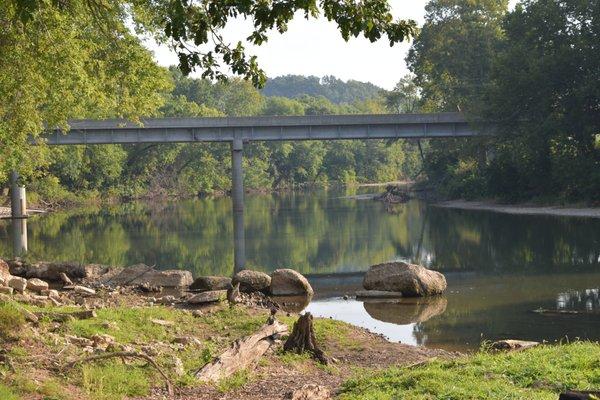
147 0 516 90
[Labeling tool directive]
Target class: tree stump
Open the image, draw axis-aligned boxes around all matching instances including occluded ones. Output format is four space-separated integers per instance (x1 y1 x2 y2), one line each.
283 312 329 365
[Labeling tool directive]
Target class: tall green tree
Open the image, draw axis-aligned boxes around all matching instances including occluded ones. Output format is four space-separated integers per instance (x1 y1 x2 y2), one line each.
482 0 600 200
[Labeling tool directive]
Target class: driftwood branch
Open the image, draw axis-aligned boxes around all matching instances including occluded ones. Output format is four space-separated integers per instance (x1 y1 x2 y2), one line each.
284 313 330 365
64 351 174 396
195 319 288 382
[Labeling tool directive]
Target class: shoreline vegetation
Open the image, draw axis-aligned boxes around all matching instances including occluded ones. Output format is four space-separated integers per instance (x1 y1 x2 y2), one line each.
0 260 598 399
436 200 600 219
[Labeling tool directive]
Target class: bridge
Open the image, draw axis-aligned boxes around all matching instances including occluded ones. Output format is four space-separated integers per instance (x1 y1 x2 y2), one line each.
9 112 482 270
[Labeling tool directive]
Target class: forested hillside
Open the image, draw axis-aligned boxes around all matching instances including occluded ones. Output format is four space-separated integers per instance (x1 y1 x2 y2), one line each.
261 75 383 104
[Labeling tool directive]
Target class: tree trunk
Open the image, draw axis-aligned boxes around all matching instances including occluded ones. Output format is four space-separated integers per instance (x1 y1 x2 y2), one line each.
283 312 329 365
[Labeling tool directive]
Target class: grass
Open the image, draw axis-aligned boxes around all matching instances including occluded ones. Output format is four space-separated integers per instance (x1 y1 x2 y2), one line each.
0 302 26 340
79 362 150 400
339 342 600 400
0 383 20 400
217 369 250 392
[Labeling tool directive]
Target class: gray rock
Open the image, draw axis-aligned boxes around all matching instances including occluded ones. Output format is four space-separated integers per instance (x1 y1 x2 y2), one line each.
270 269 313 296
363 261 446 297
8 276 27 293
190 276 232 291
27 278 49 293
187 290 227 304
356 290 404 298
0 259 10 283
10 261 110 281
0 286 13 295
40 289 60 299
64 285 96 295
233 270 271 293
102 264 193 288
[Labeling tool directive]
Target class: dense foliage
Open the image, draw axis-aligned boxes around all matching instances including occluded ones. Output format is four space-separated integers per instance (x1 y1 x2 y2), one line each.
411 0 600 203
261 75 383 104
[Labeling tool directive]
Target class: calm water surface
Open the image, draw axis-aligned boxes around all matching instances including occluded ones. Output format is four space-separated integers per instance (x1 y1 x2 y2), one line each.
1 189 599 351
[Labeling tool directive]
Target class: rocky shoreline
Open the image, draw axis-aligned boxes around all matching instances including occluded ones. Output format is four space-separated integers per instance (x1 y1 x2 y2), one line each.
0 258 456 399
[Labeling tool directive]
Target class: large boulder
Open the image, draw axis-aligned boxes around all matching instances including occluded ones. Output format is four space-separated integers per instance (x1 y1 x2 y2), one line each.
232 270 271 293
102 264 193 288
0 259 10 284
363 262 446 296
270 269 313 296
190 276 231 291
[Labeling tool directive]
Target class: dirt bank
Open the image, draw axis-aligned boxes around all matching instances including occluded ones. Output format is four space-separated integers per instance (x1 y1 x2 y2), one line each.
436 200 600 218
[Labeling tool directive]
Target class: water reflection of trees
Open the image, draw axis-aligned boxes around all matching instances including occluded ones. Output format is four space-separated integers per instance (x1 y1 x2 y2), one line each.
0 195 599 278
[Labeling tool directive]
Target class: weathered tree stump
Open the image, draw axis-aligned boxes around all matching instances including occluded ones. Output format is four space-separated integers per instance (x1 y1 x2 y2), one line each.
283 312 329 365
559 391 600 400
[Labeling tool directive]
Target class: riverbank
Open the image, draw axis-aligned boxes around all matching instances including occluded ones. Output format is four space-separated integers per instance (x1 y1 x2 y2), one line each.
1 290 597 400
436 200 600 218
0 290 451 399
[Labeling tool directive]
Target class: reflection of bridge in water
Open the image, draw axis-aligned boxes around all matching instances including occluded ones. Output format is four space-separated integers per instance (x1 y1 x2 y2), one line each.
8 113 485 268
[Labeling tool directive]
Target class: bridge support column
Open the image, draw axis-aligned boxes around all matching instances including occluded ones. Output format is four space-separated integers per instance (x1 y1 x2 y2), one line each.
9 171 26 219
231 138 245 273
9 171 28 256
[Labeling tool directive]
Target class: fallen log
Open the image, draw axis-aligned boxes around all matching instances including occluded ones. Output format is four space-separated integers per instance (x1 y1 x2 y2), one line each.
284 312 330 365
559 390 600 399
195 319 288 382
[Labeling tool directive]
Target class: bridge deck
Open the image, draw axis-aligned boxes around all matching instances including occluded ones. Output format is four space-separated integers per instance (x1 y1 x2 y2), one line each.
43 112 477 145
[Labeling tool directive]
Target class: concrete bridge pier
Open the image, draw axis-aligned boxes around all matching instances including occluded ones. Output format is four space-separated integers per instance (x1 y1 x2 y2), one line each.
9 171 28 256
9 171 27 219
231 138 246 272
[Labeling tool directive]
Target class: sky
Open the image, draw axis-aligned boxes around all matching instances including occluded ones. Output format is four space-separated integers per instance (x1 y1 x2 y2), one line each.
147 0 515 90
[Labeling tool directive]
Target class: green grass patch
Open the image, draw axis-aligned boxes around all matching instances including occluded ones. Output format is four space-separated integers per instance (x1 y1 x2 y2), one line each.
79 362 150 400
0 302 26 341
0 383 20 400
339 342 600 400
216 369 250 393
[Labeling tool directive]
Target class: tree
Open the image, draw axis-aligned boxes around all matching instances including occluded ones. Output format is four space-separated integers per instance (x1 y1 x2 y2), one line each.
385 75 421 114
482 0 600 201
407 0 508 112
0 1 171 183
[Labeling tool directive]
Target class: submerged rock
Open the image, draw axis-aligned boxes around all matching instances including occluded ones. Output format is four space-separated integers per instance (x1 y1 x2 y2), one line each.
363 261 446 297
102 264 193 288
363 297 447 324
233 270 271 293
190 276 232 291
270 269 313 296
356 290 403 298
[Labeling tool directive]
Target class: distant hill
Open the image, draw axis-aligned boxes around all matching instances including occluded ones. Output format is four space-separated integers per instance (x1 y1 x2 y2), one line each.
262 75 384 104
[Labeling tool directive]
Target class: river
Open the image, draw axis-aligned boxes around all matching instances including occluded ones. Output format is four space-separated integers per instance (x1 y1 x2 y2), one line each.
1 188 599 351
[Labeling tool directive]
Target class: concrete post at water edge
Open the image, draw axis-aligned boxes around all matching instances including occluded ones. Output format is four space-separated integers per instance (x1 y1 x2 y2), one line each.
9 170 27 218
231 138 246 273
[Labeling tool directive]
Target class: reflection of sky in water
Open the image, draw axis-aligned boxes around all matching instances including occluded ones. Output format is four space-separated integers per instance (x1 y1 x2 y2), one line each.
557 288 599 311
306 298 418 345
